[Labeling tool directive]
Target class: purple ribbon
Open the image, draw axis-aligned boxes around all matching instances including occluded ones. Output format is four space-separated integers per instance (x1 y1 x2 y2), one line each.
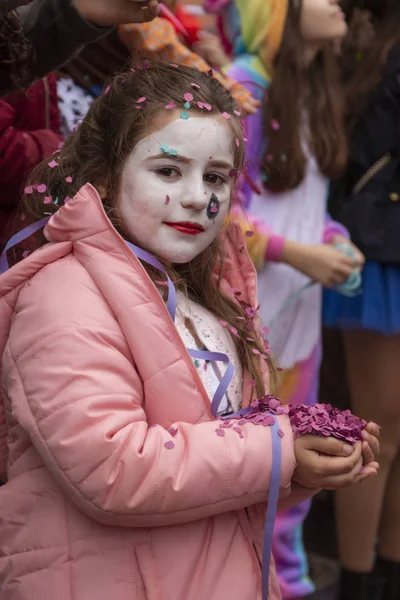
1 217 281 600
125 241 176 322
0 217 50 273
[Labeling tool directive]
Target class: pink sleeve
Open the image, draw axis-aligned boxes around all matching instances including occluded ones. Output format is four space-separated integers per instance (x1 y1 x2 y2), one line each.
4 273 297 528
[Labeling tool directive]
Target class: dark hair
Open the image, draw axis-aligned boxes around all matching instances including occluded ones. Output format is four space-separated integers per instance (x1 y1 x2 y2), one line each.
0 10 34 90
261 0 348 192
22 61 272 398
344 0 400 121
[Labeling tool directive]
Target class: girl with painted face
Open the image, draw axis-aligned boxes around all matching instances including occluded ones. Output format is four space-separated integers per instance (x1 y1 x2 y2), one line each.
0 64 378 600
204 0 364 598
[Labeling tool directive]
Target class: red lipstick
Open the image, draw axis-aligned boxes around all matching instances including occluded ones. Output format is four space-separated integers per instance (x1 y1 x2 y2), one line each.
164 222 205 235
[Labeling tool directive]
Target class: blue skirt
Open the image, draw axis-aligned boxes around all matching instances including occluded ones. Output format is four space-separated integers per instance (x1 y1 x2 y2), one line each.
323 261 400 335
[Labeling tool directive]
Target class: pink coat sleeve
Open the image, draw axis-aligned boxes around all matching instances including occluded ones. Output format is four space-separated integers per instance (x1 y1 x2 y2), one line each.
3 262 298 527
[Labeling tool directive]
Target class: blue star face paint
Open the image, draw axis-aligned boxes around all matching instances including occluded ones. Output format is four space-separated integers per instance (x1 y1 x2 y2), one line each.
206 193 220 220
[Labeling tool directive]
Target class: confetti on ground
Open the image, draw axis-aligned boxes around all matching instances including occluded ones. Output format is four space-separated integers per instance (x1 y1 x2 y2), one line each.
48 160 59 168
181 111 190 120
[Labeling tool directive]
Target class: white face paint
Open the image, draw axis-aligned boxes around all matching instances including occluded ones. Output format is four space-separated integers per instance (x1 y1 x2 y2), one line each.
118 114 235 264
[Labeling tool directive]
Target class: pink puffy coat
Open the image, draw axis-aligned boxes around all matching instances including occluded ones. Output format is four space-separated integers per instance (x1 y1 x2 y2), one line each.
0 184 314 600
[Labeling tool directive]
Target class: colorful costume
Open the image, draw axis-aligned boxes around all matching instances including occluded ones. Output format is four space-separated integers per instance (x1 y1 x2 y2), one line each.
206 1 347 597
118 17 254 112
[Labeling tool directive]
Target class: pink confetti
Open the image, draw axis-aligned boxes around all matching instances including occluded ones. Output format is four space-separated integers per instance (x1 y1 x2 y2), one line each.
215 428 225 437
222 112 231 119
168 427 178 438
203 103 212 111
184 92 194 102
230 326 238 336
234 110 241 116
235 138 240 147
251 379 257 387
165 100 175 110
252 348 261 355
103 85 110 95
191 83 200 88
197 101 204 109
48 160 59 168
271 119 280 131
135 105 143 110
22 250 30 258
245 230 254 237
64 196 72 203
65 176 73 183
155 280 168 286
165 195 170 205
137 96 146 103
169 63 179 68
219 320 228 327
24 185 33 195
278 429 285 438
164 441 175 450
37 183 47 193
43 196 52 204
20 213 26 221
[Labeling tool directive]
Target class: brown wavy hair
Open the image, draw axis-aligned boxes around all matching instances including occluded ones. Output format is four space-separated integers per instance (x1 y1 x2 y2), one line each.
344 0 400 123
21 62 273 399
262 0 348 192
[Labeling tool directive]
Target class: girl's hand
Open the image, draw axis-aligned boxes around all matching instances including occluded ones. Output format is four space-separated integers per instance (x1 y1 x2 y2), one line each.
293 436 379 490
361 421 380 466
281 240 357 287
330 235 365 271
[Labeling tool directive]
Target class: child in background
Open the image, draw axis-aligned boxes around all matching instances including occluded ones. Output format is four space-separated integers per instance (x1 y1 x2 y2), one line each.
0 63 378 600
205 0 364 598
0 74 62 251
325 1 400 598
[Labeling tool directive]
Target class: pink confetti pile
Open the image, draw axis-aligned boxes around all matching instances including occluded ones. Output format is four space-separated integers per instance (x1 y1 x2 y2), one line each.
289 404 367 443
